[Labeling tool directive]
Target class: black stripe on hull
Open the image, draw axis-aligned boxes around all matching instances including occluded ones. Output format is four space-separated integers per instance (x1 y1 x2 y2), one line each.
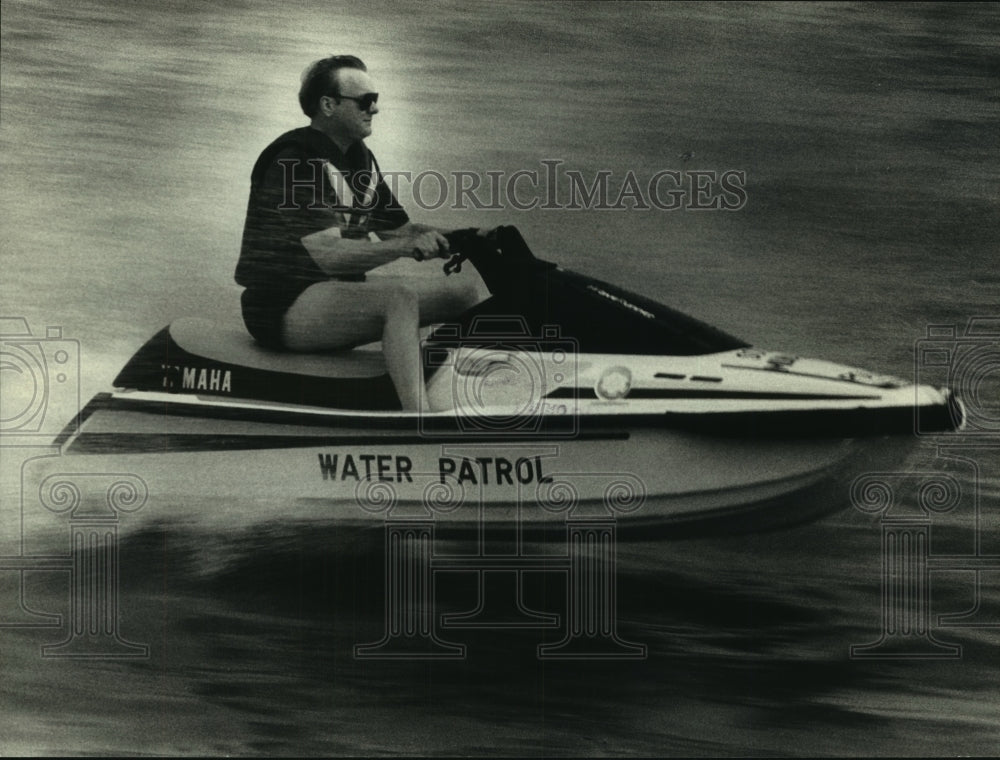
65 430 631 454
59 391 960 454
67 394 585 434
546 388 883 401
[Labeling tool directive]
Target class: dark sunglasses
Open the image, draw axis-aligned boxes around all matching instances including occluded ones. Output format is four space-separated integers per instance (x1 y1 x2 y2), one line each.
327 91 379 111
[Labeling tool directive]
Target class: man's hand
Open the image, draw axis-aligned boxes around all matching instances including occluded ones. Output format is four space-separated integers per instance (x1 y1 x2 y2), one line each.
409 230 450 261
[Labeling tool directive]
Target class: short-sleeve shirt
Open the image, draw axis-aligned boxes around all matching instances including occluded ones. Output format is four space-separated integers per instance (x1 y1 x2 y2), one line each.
235 126 409 299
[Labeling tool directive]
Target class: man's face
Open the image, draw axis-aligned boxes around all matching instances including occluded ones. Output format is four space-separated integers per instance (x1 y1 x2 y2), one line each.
325 68 379 144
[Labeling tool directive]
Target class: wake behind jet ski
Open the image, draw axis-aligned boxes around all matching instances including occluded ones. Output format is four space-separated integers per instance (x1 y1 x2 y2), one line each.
47 226 963 535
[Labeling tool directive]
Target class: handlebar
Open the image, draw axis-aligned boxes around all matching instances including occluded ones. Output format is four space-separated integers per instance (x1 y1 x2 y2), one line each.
410 227 484 266
412 225 542 294
441 228 484 274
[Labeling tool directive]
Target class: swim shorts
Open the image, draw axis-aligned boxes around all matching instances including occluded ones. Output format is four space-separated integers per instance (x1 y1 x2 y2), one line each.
240 286 302 350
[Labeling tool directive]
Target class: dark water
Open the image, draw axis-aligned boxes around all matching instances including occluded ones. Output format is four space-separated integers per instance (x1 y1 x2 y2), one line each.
2 1 999 755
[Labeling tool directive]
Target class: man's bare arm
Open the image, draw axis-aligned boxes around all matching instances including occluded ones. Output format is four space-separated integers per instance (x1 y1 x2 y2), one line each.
378 221 445 237
301 225 449 276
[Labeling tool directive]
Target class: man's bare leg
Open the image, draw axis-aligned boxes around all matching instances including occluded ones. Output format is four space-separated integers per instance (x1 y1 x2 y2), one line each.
282 280 428 411
369 259 489 326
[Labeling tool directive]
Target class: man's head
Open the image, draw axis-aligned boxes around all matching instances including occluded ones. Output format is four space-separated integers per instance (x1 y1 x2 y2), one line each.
300 55 379 148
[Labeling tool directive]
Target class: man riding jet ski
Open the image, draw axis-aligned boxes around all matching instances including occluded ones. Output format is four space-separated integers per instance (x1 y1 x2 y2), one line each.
236 54 481 411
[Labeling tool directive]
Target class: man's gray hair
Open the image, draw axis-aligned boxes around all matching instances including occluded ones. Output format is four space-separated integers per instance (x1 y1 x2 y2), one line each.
299 55 367 117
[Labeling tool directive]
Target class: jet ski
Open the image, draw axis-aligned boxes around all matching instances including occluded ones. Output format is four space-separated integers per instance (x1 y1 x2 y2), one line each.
48 226 963 535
